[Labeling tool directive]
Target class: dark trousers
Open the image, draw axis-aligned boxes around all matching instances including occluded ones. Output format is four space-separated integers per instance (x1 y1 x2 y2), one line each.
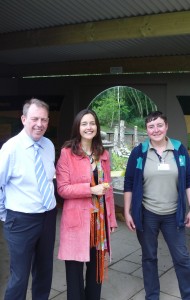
65 247 102 300
137 208 190 300
3 208 57 300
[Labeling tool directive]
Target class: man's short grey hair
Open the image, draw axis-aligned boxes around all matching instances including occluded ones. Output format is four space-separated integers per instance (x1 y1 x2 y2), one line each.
23 98 49 116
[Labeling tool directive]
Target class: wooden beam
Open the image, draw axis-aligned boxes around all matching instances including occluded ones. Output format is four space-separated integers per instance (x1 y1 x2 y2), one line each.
1 55 190 77
0 11 190 50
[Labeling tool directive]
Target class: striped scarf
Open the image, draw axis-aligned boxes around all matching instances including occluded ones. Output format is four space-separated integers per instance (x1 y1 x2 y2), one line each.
90 160 108 283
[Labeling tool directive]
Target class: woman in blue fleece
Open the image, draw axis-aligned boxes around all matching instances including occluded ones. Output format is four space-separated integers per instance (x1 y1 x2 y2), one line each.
124 111 190 300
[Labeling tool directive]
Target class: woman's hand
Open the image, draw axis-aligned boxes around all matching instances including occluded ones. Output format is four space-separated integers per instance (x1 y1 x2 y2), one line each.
125 212 136 232
185 211 190 227
90 183 110 196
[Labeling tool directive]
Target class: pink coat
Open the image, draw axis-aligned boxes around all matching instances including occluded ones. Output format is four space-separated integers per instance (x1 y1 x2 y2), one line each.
56 147 117 262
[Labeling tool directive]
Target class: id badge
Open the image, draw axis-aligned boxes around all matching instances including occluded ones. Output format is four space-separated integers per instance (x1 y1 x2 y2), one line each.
158 163 170 171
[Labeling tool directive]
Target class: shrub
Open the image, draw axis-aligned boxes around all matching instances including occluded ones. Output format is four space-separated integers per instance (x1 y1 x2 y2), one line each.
111 152 128 171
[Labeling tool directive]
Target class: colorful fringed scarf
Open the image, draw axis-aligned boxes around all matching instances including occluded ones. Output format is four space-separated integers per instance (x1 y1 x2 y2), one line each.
90 160 108 283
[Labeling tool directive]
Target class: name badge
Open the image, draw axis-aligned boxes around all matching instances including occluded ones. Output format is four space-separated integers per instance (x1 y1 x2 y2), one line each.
158 163 170 171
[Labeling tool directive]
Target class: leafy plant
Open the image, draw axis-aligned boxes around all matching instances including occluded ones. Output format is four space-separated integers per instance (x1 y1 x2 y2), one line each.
111 152 128 171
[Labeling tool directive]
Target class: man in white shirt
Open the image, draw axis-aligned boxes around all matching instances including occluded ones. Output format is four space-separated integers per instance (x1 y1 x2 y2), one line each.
0 98 57 300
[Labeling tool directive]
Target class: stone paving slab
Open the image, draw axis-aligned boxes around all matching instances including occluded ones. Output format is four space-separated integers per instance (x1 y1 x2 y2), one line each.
101 269 144 300
130 290 180 300
159 268 180 298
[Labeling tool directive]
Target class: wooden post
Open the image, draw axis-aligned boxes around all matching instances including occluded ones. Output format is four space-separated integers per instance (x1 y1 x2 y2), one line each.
113 125 119 152
134 125 139 147
120 120 125 147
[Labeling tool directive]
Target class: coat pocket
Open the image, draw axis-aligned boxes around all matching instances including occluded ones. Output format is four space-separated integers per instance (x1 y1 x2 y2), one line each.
64 208 81 228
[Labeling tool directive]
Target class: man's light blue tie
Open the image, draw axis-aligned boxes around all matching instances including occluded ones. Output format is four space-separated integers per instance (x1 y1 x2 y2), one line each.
34 143 52 209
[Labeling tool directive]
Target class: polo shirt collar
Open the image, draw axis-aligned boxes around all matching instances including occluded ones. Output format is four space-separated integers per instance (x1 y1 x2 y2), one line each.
149 137 174 151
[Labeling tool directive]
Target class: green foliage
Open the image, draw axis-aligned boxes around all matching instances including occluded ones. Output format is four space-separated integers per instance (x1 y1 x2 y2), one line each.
91 95 117 127
89 86 157 129
90 87 129 128
131 117 146 130
111 152 128 171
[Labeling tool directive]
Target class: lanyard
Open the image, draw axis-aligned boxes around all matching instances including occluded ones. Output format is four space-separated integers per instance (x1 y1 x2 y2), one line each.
153 149 165 164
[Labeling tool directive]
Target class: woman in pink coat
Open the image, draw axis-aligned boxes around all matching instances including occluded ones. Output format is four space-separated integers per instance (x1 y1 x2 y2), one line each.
56 108 117 300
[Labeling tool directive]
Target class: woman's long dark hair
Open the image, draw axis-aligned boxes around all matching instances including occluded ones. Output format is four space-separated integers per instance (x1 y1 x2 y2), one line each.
63 109 104 157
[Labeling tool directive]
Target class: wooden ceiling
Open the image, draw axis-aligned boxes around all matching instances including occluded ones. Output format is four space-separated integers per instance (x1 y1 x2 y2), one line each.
0 0 190 77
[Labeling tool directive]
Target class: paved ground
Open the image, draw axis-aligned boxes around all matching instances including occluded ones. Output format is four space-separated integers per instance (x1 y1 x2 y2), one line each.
1 206 190 300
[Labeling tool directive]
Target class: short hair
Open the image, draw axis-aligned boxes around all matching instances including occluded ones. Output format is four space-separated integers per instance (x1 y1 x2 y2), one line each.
145 111 167 127
23 98 49 116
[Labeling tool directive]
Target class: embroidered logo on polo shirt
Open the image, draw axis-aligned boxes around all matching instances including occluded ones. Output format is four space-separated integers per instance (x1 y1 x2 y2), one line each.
136 157 143 169
179 155 185 167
